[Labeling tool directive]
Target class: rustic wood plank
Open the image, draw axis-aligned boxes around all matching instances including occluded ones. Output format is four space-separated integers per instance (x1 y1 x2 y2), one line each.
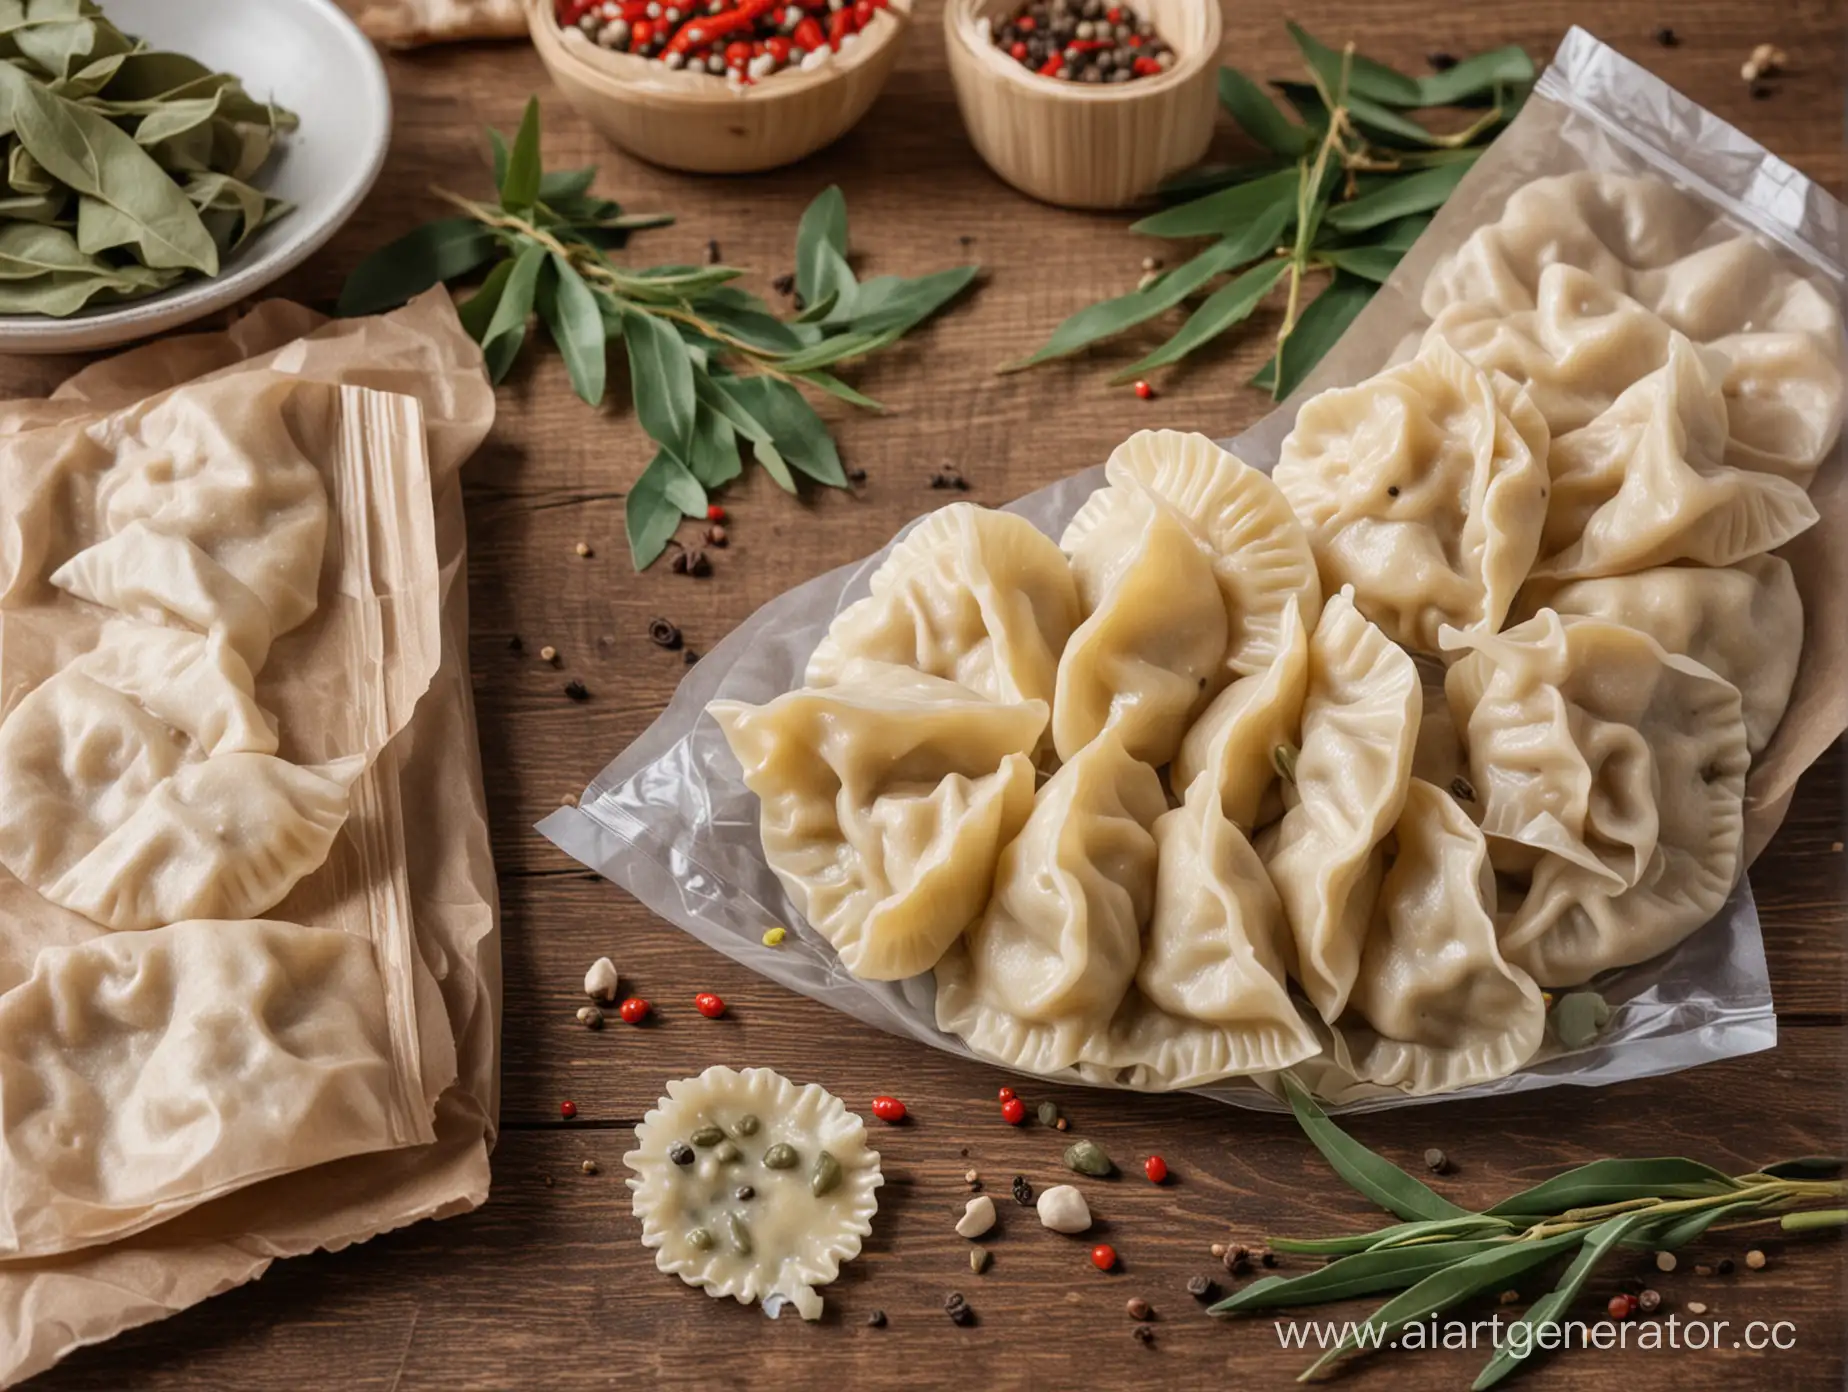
18 0 1848 1385
42 1025 1848 1390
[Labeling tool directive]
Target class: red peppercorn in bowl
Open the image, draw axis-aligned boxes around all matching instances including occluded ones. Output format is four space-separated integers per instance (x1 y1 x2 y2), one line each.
943 0 1218 208
527 0 913 174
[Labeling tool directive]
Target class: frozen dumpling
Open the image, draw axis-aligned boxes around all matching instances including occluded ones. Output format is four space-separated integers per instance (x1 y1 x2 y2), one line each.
712 664 1045 981
1275 337 1549 654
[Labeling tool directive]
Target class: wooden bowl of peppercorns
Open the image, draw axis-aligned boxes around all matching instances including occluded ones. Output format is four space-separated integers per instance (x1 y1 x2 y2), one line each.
527 0 913 174
944 0 1218 209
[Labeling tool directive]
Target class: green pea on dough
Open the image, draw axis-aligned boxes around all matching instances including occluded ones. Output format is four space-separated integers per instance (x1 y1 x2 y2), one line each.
811 1150 843 1197
690 1125 724 1147
762 1142 800 1170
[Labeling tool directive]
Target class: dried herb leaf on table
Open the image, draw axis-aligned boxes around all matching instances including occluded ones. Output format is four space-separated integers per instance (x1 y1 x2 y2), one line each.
1003 25 1532 398
0 1 296 316
339 98 980 570
1212 1077 1848 1387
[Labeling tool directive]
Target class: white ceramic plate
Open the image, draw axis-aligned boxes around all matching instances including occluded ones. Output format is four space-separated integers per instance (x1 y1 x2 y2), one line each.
0 0 390 354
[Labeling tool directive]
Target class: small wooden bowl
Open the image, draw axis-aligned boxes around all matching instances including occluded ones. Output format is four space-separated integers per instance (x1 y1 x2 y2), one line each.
944 0 1219 209
527 0 913 174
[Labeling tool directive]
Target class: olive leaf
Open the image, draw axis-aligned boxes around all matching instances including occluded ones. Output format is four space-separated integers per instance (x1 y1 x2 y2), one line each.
1321 156 1478 232
479 241 546 384
685 403 742 489
1282 1076 1471 1223
497 96 543 213
795 182 851 309
625 448 703 570
1131 165 1298 240
1472 1213 1652 1390
1110 256 1288 381
621 303 697 461
338 216 499 317
1416 44 1534 106
1217 66 1310 158
1211 1238 1509 1315
1642 1197 1765 1251
1484 1159 1741 1217
724 374 845 486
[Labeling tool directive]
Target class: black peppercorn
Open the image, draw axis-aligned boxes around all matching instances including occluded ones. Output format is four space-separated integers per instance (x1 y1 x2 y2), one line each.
1186 1274 1217 1300
1654 26 1678 46
683 648 701 665
866 1309 887 1328
705 238 722 264
1012 1175 1034 1206
668 1141 695 1166
736 1185 755 1200
772 272 796 295
564 680 589 701
847 466 867 483
647 617 682 649
1427 51 1458 70
507 634 523 652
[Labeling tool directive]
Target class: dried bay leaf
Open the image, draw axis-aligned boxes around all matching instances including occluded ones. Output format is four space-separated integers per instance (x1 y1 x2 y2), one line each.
5 138 48 192
0 60 217 272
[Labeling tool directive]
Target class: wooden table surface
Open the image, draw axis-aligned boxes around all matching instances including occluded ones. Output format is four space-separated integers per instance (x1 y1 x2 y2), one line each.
21 0 1848 1387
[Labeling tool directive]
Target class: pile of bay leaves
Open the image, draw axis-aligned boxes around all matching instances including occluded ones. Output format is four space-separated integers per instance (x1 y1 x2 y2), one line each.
0 0 296 316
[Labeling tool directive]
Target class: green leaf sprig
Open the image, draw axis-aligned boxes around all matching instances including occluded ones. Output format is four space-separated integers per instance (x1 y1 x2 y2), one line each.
1004 25 1532 399
339 98 979 569
1212 1078 1848 1387
0 0 297 316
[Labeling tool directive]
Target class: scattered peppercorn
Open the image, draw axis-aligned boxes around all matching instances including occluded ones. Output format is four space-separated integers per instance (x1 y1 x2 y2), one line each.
871 1095 907 1122
575 541 592 557
1746 1249 1767 1270
1717 1258 1736 1275
1259 1248 1279 1269
694 991 726 1018
736 1184 755 1200
1140 255 1161 272
998 1086 1016 1102
949 1303 974 1326
1056 1118 1068 1130
576 1004 604 1029
1126 1296 1151 1320
1694 1264 1714 1277
1012 1175 1034 1206
683 648 701 664
971 1247 991 1274
1607 1293 1635 1320
618 996 651 1025
1210 1242 1227 1259
1132 1324 1154 1345
1654 26 1677 46
1222 1245 1251 1274
1186 1274 1216 1300
772 272 796 295
564 680 590 701
1638 1288 1662 1314
866 1309 887 1328
929 469 971 491
1426 50 1457 70
1037 1100 1060 1127
1655 1251 1677 1272
1750 81 1772 99
707 504 726 522
1091 1243 1118 1272
944 1289 968 1312
561 1100 578 1119
1144 1155 1168 1184
1424 1147 1449 1173
1133 379 1154 399
1497 1289 1520 1305
507 634 524 652
847 466 868 483
705 524 728 547
668 1141 695 1166
540 644 559 663
1450 775 1476 802
1686 1300 1709 1315
581 1158 599 1174
648 617 683 649
1001 1096 1027 1125
705 238 721 264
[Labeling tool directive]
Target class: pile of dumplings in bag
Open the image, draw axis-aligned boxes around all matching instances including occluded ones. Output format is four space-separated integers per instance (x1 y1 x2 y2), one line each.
713 171 1845 1098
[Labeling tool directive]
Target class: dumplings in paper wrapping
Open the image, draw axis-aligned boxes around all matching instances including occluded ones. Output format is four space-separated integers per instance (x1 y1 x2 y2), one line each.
625 1066 882 1321
1444 612 1750 985
805 502 1079 715
1172 596 1309 831
1338 780 1546 1095
1056 481 1227 764
1513 556 1802 756
1262 588 1420 1024
934 730 1165 1075
1531 334 1818 581
1274 337 1549 654
711 663 1044 981
1423 171 1845 482
1101 429 1322 676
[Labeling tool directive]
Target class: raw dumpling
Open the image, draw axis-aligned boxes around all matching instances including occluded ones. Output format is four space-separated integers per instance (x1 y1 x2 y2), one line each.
1102 429 1323 675
1094 772 1318 1087
46 754 359 932
1425 264 1674 438
1054 481 1228 764
0 622 351 932
1512 556 1802 756
933 730 1166 1076
1532 335 1818 580
1445 613 1750 983
93 380 329 637
1274 337 1549 654
1262 588 1420 1022
1340 780 1546 1095
1171 595 1309 830
804 503 1079 713
50 522 277 671
1424 171 1845 483
711 664 1044 981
